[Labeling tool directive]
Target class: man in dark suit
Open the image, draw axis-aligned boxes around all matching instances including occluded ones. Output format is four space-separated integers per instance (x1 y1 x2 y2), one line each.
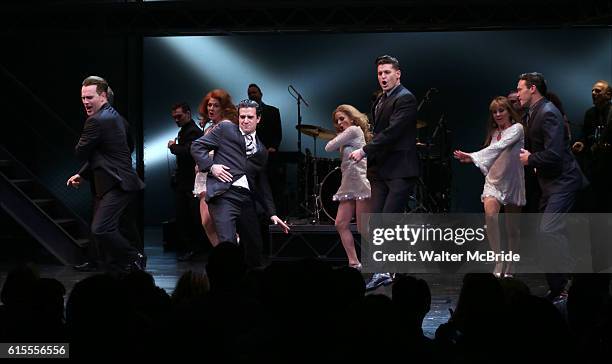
67 76 146 273
518 72 588 300
191 99 289 269
247 83 285 217
168 102 204 261
247 84 282 152
350 55 419 290
572 80 612 272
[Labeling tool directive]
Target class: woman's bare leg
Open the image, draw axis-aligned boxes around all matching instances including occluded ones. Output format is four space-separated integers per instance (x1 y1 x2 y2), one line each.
503 204 521 275
336 200 360 266
355 198 370 235
199 193 219 247
484 197 502 276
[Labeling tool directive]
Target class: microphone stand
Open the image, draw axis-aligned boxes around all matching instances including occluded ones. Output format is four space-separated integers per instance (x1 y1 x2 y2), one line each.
417 87 438 112
288 85 309 154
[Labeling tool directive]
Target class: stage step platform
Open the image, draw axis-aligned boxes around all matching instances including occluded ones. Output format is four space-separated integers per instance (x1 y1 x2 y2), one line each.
269 223 360 263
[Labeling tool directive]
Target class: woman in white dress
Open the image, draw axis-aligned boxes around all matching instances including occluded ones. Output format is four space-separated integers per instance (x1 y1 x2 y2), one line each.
192 89 238 247
325 104 372 269
454 96 525 277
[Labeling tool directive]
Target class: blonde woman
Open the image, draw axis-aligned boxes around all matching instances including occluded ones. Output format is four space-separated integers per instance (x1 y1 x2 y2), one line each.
454 96 525 277
325 104 372 269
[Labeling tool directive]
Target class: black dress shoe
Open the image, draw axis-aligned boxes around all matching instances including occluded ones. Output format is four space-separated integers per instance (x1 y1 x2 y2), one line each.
73 262 98 272
137 253 148 268
177 251 197 262
118 260 144 274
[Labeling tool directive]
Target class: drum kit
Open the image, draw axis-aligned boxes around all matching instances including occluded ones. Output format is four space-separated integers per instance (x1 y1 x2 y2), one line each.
295 124 339 223
294 114 449 224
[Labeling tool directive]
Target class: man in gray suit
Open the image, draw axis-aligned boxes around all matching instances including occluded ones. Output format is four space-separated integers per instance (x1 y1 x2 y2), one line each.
191 99 289 268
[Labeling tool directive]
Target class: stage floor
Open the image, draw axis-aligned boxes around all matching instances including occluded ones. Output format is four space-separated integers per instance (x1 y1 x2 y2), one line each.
0 227 551 338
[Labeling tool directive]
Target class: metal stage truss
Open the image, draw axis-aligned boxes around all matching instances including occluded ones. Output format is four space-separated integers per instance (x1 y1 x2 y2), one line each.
2 1 612 36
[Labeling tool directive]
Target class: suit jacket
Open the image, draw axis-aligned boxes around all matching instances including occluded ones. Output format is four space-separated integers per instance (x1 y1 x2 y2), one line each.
75 103 145 197
526 99 587 196
191 121 276 217
170 119 203 191
257 103 282 150
363 84 419 179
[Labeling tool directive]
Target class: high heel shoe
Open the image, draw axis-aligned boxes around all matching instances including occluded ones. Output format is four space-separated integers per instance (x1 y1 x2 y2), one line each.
349 263 362 271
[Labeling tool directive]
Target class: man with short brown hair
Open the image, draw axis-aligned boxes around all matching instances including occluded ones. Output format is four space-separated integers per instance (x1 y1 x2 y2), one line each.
67 76 145 273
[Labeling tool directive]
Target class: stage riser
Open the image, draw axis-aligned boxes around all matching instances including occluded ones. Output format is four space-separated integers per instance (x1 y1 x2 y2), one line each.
269 224 360 262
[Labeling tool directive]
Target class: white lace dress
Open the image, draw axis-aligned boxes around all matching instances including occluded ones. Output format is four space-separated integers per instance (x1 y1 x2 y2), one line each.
324 125 371 201
469 123 526 206
192 120 219 196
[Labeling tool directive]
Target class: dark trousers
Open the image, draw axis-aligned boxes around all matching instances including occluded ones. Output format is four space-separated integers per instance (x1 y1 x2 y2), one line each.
370 176 417 213
208 186 264 269
91 188 140 267
539 190 577 295
580 180 612 272
175 188 202 252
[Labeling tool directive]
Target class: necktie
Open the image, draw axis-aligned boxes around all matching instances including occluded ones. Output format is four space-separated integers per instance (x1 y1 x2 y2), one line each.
245 134 255 156
375 93 387 119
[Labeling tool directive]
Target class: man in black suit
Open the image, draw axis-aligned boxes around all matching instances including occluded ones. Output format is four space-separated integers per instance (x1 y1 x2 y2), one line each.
168 102 204 261
247 83 285 217
191 99 289 269
572 80 612 272
67 76 146 273
247 84 282 152
518 72 588 300
350 55 419 290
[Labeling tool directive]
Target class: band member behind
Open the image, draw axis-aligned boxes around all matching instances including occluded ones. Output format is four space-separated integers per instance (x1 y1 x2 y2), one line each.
191 99 289 269
247 83 282 152
168 102 204 261
571 80 612 272
325 105 372 270
349 54 419 290
454 96 525 277
191 89 238 254
572 80 612 206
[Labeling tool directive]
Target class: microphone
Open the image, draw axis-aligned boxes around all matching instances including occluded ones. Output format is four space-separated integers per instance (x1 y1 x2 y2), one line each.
288 85 310 107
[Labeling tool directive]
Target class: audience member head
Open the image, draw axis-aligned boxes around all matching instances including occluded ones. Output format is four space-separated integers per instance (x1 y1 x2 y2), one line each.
392 275 431 325
172 270 209 306
205 242 246 291
1 264 39 307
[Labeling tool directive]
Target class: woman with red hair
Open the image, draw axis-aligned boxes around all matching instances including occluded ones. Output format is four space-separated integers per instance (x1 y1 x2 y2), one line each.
192 89 238 247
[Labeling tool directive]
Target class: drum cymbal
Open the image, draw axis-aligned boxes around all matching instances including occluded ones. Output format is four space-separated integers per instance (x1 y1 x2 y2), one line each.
296 124 337 141
416 120 428 129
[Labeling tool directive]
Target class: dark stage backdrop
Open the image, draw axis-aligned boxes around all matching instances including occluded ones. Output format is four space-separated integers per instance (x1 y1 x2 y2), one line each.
143 29 612 225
